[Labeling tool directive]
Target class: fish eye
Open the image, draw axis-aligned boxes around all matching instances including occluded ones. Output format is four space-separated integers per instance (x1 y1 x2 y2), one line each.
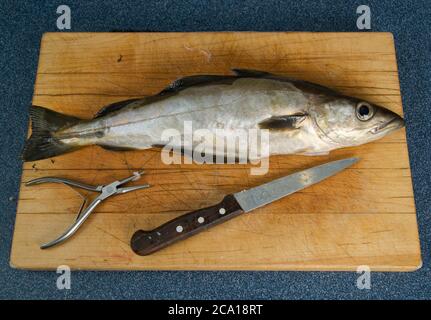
356 102 374 121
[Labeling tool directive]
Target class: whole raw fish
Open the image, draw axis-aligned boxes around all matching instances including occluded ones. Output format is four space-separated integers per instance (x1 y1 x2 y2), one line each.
23 69 404 161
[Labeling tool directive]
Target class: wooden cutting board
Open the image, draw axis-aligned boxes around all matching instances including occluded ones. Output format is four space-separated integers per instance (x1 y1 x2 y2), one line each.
10 32 421 271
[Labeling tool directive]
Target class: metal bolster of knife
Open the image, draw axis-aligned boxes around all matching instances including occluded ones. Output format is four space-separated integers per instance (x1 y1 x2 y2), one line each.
131 194 244 256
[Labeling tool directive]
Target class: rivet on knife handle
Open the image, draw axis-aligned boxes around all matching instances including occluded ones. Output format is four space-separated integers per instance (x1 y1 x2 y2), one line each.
131 194 243 256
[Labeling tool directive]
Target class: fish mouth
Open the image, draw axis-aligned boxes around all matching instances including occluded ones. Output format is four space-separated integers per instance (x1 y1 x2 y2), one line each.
370 117 404 134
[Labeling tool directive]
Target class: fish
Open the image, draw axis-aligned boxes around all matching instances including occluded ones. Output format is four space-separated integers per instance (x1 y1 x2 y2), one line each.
22 69 404 162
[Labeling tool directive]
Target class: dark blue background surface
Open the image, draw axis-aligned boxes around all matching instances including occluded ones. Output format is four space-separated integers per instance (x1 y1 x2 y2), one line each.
0 0 430 299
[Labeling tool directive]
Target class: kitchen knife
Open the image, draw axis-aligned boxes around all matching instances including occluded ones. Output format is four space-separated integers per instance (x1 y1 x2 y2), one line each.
131 157 358 255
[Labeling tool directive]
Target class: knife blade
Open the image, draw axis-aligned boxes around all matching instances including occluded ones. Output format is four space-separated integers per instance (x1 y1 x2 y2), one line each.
131 157 358 255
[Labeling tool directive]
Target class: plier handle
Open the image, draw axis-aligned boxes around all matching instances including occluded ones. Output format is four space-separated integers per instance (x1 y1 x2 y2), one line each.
26 171 150 249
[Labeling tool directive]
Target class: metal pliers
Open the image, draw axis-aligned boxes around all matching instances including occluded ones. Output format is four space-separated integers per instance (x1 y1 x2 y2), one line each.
26 171 150 249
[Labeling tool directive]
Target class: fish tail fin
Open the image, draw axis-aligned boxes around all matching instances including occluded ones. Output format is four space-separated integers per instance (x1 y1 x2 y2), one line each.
22 105 82 161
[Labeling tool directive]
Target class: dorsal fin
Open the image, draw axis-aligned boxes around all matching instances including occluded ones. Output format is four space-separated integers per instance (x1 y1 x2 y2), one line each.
291 80 340 96
94 70 340 120
231 69 274 77
232 68 340 96
94 98 142 118
159 75 235 95
95 75 235 119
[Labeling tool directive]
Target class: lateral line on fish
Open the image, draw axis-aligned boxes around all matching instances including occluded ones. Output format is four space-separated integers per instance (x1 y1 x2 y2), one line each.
60 94 249 137
60 84 302 137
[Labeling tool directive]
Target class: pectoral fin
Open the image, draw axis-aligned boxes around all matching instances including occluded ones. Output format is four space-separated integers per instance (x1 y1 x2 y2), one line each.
258 113 308 131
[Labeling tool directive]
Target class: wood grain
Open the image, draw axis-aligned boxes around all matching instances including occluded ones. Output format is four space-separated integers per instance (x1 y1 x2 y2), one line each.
11 32 421 271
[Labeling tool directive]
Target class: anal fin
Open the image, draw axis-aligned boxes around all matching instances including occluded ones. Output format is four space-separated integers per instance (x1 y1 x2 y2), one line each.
98 144 139 152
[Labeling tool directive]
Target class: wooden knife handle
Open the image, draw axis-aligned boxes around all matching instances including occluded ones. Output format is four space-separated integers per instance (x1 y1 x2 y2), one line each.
130 194 244 255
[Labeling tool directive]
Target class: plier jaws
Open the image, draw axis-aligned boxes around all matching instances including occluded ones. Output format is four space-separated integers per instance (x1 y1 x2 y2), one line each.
25 171 150 249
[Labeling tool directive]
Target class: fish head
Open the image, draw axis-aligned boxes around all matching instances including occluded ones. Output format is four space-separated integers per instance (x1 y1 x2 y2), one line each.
310 96 404 147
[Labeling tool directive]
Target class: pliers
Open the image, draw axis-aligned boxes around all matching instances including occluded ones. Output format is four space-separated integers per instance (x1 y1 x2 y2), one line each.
25 171 150 249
